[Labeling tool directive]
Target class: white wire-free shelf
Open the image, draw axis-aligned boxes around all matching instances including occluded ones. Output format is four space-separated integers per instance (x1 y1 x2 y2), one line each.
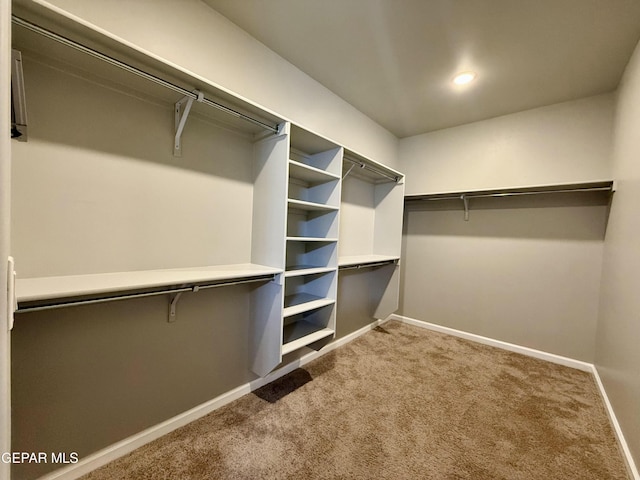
286 237 339 242
338 255 400 268
287 199 339 212
283 293 335 317
281 322 335 355
405 180 614 202
16 263 282 308
284 266 337 278
288 160 340 183
404 180 615 221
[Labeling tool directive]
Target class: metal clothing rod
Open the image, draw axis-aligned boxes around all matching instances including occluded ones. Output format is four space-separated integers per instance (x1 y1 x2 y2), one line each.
16 274 275 313
11 15 279 134
408 185 613 202
339 260 396 271
343 157 400 183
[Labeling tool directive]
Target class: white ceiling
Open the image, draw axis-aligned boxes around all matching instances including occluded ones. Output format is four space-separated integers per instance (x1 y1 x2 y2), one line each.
202 0 640 138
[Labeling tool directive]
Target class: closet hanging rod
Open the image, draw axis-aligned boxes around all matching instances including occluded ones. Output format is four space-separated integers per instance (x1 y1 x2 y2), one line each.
16 274 276 313
339 260 396 271
343 157 400 183
406 184 613 202
11 15 279 134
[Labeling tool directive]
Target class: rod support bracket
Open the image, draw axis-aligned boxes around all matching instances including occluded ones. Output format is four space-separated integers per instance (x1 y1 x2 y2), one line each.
461 194 469 221
168 292 184 322
174 90 203 157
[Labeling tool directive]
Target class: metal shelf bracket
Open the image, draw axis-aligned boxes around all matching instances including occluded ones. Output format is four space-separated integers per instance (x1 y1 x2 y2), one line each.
461 194 469 221
174 90 204 157
342 162 362 180
168 291 183 322
168 286 200 323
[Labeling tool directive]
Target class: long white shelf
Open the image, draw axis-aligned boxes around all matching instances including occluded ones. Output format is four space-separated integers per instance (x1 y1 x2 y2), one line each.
288 160 340 183
338 255 400 268
404 180 615 202
281 322 335 355
287 199 339 212
283 293 335 318
284 266 336 278
286 236 339 243
16 263 282 304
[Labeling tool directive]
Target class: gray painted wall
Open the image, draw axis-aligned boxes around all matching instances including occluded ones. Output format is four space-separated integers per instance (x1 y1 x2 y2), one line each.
596 38 640 470
398 95 614 362
399 94 614 195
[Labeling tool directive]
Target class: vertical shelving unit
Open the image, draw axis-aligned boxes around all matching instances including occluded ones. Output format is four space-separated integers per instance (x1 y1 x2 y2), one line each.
282 126 342 360
250 124 344 376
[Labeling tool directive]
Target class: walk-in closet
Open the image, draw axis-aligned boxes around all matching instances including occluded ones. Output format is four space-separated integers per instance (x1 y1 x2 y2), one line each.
2 1 639 479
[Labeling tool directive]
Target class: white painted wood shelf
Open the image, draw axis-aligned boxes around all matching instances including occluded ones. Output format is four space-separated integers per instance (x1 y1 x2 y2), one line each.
287 199 339 212
283 293 335 317
288 160 340 183
286 236 339 242
404 180 614 221
404 180 615 202
338 255 400 268
16 263 282 306
284 266 337 278
281 323 335 355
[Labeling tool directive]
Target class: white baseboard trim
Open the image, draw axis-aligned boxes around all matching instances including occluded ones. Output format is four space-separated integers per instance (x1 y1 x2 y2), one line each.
37 317 390 480
391 314 639 479
390 314 593 372
591 366 640 480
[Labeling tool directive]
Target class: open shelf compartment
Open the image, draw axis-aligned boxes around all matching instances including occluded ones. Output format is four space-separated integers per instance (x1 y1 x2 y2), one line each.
287 206 339 239
286 239 337 273
281 303 336 355
283 270 336 317
288 164 340 208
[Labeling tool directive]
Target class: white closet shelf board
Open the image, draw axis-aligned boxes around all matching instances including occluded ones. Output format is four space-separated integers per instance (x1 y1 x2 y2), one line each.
281 324 335 355
285 266 337 278
288 160 340 183
16 264 282 304
283 294 335 317
338 255 400 268
287 199 339 212
11 3 283 137
286 237 339 242
404 180 615 202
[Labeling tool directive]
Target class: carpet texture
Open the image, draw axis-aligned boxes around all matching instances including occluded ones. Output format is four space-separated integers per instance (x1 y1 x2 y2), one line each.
82 321 629 479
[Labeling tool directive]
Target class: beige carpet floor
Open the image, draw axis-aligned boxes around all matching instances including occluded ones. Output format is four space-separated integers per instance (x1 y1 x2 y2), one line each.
82 320 629 479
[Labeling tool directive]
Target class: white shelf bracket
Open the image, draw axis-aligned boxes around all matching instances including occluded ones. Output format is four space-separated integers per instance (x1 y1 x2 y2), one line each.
342 162 364 180
461 194 469 221
174 90 204 157
168 286 200 322
168 292 183 322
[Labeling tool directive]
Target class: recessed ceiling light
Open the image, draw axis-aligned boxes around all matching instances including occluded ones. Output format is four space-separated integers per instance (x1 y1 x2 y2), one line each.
453 71 476 85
